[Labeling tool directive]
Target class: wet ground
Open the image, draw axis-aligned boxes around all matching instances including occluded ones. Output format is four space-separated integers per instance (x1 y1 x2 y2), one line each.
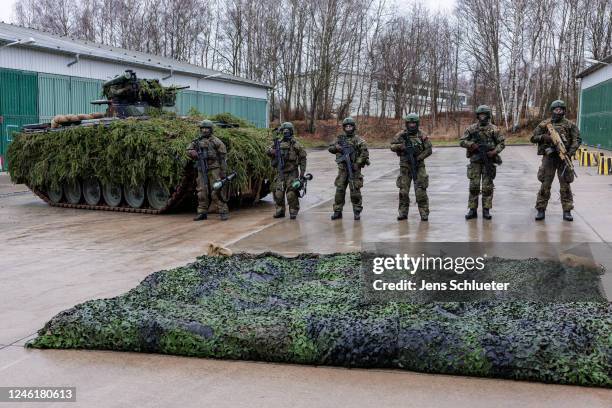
1 145 611 407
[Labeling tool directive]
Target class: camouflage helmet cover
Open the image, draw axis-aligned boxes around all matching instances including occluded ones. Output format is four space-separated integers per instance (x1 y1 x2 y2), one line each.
475 105 492 115
342 117 356 126
550 100 566 111
280 122 294 131
199 120 214 129
403 113 419 123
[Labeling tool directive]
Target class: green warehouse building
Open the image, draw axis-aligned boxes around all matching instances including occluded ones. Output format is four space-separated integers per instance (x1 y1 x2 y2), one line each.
577 55 612 150
0 22 270 171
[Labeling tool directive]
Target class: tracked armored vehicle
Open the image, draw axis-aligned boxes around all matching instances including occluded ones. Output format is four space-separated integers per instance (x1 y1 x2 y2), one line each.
7 70 272 214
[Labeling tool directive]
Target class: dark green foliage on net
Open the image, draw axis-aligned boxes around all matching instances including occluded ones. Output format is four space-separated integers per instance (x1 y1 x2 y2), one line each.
7 117 274 191
28 253 612 387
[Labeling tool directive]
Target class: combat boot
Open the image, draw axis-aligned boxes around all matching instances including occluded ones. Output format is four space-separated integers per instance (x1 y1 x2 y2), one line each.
420 214 428 222
397 213 407 221
465 208 477 220
289 212 298 220
219 213 229 221
354 211 361 221
535 209 545 221
482 208 492 220
331 211 342 220
273 210 285 218
563 211 573 222
193 213 207 221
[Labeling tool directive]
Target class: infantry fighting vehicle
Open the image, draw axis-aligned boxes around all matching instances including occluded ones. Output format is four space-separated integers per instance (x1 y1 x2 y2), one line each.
8 70 271 214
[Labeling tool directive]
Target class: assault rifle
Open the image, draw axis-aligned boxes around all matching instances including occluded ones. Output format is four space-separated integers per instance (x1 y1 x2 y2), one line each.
402 133 419 196
545 123 577 179
470 133 495 178
336 136 355 187
192 139 209 189
273 131 285 174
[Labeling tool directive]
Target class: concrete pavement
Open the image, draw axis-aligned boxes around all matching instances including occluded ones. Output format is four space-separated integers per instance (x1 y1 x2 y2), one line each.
1 145 611 407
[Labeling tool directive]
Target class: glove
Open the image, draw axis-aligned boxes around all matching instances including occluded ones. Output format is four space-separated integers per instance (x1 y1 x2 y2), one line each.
188 150 198 160
469 143 480 153
487 150 497 158
335 144 343 152
541 134 552 143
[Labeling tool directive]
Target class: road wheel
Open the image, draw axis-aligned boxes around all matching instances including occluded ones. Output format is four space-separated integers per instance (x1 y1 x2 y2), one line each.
125 184 145 208
146 180 170 210
47 185 63 203
64 180 82 204
102 183 122 207
83 178 101 205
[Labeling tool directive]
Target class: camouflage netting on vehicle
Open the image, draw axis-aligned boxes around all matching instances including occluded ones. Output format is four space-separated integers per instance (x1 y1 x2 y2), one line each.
28 253 612 387
7 115 274 193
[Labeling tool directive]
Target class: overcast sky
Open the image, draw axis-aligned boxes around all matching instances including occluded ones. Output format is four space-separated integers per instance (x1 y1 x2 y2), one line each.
0 0 456 26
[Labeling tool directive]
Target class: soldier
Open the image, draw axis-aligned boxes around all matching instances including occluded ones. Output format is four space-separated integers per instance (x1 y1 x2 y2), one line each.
460 105 505 220
531 100 581 222
186 120 229 221
267 122 307 219
390 113 432 221
328 117 370 220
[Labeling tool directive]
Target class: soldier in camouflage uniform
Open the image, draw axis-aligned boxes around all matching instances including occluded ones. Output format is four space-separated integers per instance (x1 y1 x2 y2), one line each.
267 122 307 220
186 120 229 221
328 117 370 220
460 105 505 220
390 113 432 221
531 100 581 222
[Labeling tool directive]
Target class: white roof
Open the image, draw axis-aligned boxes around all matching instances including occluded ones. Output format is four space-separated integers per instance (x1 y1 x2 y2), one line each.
0 22 271 89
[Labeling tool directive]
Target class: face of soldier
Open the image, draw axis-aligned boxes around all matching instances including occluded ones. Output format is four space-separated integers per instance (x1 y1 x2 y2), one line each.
477 113 489 125
200 127 212 138
552 107 565 122
282 129 292 139
343 124 355 135
406 122 418 133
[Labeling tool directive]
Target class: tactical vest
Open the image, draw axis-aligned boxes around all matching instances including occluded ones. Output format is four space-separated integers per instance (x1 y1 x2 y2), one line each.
271 140 301 172
465 124 499 159
193 137 223 169
536 119 574 155
333 134 364 164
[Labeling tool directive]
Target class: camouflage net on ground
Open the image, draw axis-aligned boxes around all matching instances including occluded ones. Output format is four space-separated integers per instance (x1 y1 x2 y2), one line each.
7 114 274 193
29 253 612 387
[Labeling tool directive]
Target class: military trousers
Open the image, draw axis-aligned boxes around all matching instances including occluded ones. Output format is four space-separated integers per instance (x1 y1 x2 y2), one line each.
196 167 228 215
535 154 574 211
397 164 429 217
273 169 300 216
333 167 363 213
467 162 496 209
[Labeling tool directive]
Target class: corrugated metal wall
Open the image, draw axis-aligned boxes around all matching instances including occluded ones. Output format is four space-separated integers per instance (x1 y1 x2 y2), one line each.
0 68 38 170
37 74 105 122
580 78 612 150
175 90 268 128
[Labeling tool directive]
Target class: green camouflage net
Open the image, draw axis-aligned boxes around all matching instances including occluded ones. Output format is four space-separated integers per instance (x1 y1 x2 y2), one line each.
7 116 274 194
28 253 611 387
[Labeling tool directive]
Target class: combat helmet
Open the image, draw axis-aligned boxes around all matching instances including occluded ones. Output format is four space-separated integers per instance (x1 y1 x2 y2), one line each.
342 117 356 126
550 100 566 111
280 122 294 131
199 120 214 129
403 113 420 123
475 105 492 115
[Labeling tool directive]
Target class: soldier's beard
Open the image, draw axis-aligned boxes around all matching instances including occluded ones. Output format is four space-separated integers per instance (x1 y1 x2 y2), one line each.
479 118 489 126
406 126 418 135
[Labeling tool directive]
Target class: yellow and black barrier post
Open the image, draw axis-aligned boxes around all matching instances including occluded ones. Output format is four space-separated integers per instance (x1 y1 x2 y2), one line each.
598 155 612 175
580 150 598 167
